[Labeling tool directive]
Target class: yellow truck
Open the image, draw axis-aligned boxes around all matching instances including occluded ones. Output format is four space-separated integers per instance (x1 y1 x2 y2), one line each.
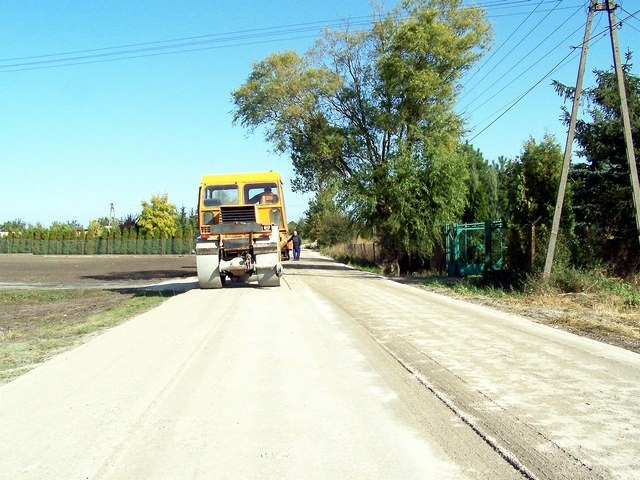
195 171 290 288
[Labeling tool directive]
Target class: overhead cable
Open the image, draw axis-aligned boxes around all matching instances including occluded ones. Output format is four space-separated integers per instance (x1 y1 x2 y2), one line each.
0 16 373 72
461 0 548 91
461 5 588 116
466 31 610 142
461 0 566 110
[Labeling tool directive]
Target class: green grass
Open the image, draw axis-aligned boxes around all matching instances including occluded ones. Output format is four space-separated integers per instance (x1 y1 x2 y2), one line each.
0 289 79 303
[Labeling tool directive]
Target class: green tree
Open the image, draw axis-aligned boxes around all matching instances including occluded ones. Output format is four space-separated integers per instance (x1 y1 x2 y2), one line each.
458 142 500 223
500 134 571 274
177 206 198 233
1 219 27 232
304 182 356 247
139 194 178 238
555 62 640 274
233 0 491 272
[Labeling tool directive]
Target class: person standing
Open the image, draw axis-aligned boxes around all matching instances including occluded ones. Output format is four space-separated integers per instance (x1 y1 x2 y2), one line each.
290 230 302 261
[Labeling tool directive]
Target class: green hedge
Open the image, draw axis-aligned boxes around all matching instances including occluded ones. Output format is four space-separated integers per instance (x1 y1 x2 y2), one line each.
0 237 196 255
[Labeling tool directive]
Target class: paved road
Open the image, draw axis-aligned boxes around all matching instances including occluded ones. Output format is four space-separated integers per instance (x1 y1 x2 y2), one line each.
1 251 639 479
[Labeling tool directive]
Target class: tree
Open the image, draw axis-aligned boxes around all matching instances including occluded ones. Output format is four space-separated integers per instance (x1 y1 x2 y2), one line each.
233 0 491 273
304 182 356 247
458 142 499 223
500 134 571 274
138 194 178 238
0 219 27 232
554 61 640 274
177 206 198 232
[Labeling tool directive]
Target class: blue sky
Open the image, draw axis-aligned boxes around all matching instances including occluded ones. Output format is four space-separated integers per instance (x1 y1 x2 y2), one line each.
1 1 638 228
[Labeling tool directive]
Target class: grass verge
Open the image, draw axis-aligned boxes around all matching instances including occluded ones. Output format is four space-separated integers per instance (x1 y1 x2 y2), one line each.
0 289 169 384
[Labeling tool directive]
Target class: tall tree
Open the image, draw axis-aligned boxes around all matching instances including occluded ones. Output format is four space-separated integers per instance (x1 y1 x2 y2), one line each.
233 0 491 272
555 61 640 274
139 194 178 238
0 219 27 233
458 142 499 223
304 181 356 247
500 134 571 273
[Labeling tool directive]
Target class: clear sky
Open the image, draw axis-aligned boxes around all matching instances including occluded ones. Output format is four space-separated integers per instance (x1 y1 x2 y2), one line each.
1 0 638 228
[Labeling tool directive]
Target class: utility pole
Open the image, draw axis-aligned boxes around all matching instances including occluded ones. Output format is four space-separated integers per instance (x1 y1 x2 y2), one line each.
544 0 639 277
543 0 596 278
605 0 640 247
109 203 116 229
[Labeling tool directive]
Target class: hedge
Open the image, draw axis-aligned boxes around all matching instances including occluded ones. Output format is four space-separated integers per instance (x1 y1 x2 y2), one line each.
0 237 196 255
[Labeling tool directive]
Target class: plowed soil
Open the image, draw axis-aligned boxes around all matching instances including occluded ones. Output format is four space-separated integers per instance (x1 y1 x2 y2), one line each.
0 254 196 288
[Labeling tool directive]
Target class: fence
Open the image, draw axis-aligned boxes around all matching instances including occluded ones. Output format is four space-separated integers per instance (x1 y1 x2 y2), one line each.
0 237 196 255
344 242 378 263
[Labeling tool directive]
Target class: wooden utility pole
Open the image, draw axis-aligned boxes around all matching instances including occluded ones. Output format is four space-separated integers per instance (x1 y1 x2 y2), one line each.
544 0 639 277
543 0 596 278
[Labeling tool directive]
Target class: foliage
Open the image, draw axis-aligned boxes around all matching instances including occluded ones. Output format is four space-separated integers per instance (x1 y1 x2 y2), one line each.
0 198 194 256
304 183 355 247
0 226 195 255
554 61 640 274
138 194 178 238
457 142 500 223
120 214 140 231
0 219 27 232
177 207 197 232
498 134 573 274
525 266 640 308
232 0 491 272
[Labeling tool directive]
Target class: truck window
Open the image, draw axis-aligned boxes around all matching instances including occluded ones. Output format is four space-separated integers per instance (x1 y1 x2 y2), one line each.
203 185 238 206
245 183 279 204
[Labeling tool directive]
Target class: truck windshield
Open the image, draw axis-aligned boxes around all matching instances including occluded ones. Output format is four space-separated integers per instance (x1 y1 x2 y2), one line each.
245 183 279 204
203 185 238 206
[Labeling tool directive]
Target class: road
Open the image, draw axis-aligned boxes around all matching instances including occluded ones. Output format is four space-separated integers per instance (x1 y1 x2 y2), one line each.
1 251 639 479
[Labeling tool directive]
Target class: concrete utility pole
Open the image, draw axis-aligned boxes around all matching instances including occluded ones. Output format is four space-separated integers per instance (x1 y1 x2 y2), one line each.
543 0 596 278
605 0 640 246
544 0 640 277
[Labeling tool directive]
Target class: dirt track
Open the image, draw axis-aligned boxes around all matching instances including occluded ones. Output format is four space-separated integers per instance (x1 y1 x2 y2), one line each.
0 254 197 288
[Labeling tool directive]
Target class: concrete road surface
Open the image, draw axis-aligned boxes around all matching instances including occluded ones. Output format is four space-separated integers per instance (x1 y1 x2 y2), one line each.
1 251 639 479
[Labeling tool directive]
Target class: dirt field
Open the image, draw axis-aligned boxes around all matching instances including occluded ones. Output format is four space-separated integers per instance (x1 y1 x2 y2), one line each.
0 254 196 288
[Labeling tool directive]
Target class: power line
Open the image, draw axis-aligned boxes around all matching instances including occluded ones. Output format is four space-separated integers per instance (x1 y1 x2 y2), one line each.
459 2 589 106
466 47 579 142
466 27 612 141
619 7 640 33
461 0 548 92
465 6 637 140
0 34 322 73
460 0 570 110
487 5 589 18
471 0 566 11
0 16 374 72
461 6 591 117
